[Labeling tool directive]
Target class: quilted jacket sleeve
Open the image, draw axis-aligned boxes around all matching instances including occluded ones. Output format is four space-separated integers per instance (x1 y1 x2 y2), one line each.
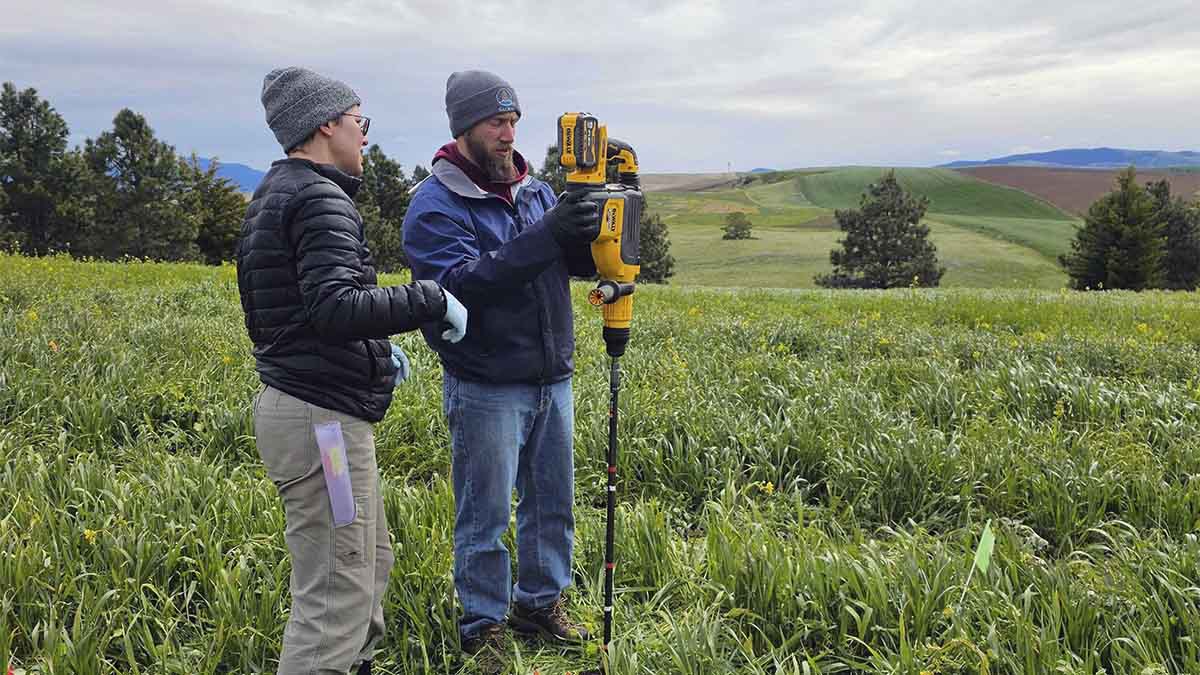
285 181 447 341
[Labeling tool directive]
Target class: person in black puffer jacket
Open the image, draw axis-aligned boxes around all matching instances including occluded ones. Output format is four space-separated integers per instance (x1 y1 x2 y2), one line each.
236 66 468 675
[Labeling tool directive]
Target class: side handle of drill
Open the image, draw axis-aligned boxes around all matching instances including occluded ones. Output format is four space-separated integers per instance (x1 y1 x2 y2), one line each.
606 138 640 189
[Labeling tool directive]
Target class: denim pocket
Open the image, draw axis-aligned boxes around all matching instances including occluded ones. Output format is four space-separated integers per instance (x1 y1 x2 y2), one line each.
443 373 461 419
335 495 370 570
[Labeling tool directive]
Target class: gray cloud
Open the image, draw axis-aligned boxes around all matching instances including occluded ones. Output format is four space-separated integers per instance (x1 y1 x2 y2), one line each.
4 0 1198 172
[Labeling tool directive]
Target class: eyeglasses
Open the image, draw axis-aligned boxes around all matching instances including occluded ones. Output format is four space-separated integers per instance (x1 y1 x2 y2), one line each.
342 113 371 135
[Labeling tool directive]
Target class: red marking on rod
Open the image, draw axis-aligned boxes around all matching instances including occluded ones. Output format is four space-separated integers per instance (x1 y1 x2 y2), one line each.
607 466 617 474
606 562 615 570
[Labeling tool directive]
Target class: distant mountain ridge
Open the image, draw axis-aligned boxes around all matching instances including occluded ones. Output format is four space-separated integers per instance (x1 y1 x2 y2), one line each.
194 158 266 193
941 148 1200 169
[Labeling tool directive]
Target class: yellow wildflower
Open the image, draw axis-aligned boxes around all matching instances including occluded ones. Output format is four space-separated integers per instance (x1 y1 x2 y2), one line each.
49 340 60 353
83 529 99 544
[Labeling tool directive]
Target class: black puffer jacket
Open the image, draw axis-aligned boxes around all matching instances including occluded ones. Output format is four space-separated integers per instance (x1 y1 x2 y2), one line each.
236 158 446 422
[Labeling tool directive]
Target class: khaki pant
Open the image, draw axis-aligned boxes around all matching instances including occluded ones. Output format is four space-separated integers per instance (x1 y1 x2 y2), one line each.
253 385 394 675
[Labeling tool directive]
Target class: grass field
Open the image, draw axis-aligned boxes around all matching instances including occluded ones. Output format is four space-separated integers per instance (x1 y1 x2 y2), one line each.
646 167 1079 290
3 253 1200 674
667 221 1065 290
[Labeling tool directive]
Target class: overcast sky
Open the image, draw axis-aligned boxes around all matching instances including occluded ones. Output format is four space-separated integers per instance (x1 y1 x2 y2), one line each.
4 0 1199 174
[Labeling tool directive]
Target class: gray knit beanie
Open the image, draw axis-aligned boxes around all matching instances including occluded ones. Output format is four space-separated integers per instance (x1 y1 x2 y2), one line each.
445 70 520 138
261 66 361 152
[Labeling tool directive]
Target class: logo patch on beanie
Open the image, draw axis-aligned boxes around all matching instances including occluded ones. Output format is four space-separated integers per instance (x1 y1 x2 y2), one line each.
496 88 515 110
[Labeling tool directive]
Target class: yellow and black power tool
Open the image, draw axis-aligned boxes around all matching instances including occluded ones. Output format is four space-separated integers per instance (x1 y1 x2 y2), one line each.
557 113 644 666
556 112 643 358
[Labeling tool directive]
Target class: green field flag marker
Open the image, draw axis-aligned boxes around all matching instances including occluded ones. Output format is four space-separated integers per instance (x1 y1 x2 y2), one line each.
974 520 995 574
958 520 997 608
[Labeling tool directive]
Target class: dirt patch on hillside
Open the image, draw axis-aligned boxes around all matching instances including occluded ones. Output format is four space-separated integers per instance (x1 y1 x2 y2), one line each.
958 167 1200 215
641 173 739 192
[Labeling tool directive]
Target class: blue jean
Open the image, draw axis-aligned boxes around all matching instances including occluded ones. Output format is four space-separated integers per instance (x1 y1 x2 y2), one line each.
442 372 576 639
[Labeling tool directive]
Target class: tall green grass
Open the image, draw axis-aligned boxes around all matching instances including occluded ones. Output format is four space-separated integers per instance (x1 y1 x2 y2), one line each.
2 253 1199 673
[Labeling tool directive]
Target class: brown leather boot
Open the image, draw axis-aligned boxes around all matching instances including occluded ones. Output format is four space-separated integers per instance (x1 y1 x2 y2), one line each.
461 623 511 674
509 596 591 645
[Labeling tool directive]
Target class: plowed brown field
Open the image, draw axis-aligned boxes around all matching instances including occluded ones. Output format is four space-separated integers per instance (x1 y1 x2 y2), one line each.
641 172 738 192
958 167 1200 215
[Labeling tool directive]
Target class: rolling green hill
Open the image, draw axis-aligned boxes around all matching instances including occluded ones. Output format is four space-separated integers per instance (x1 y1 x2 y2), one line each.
646 167 1080 289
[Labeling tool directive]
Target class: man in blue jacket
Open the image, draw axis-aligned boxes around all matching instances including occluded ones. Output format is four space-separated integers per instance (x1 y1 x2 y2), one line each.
402 70 600 668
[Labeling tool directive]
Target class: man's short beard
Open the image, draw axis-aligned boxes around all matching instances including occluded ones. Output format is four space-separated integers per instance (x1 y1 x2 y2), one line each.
466 133 517 182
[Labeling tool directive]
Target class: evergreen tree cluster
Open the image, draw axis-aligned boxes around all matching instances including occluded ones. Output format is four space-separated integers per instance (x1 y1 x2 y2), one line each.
1059 168 1200 291
0 82 426 270
355 145 425 272
0 83 244 264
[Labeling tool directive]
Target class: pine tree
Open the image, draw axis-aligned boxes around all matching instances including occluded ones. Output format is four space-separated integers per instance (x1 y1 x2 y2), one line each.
816 171 943 288
182 155 245 265
356 144 410 272
722 212 753 240
0 185 11 249
0 82 89 255
1059 168 1162 290
82 109 199 261
637 210 675 284
1147 179 1200 291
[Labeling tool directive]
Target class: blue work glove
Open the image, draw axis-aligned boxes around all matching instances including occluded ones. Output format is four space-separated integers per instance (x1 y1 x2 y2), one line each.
390 343 410 386
441 288 468 343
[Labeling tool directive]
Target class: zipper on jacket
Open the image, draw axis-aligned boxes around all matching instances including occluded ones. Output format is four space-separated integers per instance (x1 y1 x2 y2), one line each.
484 187 554 383
516 193 551 383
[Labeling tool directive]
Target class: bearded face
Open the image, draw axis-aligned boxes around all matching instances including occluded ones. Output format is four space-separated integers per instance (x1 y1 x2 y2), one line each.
463 113 519 182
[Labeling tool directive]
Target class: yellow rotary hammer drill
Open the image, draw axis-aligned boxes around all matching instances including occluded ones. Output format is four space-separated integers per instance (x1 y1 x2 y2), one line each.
556 112 643 358
556 113 644 662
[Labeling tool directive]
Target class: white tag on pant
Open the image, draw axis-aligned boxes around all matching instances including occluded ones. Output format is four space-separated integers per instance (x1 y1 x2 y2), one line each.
314 421 356 527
